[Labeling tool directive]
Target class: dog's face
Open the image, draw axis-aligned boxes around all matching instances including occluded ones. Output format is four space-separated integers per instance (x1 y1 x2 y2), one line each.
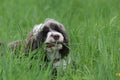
43 21 65 52
25 19 69 59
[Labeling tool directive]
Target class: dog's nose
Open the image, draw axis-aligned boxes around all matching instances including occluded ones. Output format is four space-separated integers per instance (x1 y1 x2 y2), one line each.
52 34 60 40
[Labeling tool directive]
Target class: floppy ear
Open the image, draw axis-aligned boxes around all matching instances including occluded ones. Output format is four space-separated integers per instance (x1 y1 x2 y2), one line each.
59 43 69 59
59 24 69 43
58 24 69 58
24 32 36 53
24 26 45 53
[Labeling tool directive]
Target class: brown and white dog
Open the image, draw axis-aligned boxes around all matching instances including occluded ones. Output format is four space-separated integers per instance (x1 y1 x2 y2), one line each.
8 18 70 69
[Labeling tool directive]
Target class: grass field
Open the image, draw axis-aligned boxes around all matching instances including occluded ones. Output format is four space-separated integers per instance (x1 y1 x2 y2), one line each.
0 0 120 80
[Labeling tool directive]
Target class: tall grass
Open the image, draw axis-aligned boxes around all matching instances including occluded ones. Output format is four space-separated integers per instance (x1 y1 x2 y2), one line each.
0 0 120 80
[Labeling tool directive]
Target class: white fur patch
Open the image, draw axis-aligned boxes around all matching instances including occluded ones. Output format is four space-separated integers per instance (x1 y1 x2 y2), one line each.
46 51 61 61
33 23 43 37
53 59 67 70
54 55 71 70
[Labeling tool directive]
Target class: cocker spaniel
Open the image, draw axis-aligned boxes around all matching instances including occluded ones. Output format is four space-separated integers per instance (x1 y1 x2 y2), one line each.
8 18 70 69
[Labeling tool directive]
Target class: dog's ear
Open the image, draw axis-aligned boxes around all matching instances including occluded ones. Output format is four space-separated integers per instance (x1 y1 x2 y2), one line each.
58 24 69 58
24 24 45 53
24 32 38 53
24 31 45 53
59 43 69 58
24 32 39 53
59 24 69 43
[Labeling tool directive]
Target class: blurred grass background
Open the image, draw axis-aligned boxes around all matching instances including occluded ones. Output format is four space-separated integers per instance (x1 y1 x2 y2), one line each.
0 0 120 80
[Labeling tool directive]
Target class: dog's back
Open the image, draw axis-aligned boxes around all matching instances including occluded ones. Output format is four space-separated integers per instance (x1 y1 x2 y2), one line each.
8 40 23 51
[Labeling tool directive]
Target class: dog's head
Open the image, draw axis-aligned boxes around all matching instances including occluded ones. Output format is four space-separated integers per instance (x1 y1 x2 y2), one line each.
25 19 69 58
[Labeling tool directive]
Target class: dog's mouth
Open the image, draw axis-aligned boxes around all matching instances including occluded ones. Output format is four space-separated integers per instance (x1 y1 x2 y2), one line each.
46 42 62 48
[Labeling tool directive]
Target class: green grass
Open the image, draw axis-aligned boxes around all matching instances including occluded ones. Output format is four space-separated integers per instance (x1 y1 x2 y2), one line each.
0 0 120 80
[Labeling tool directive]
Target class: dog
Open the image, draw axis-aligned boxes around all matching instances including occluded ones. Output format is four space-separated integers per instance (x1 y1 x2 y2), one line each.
8 18 70 70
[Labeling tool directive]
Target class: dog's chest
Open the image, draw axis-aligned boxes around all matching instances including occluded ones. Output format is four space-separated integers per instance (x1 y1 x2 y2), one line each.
46 50 61 61
46 50 67 69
